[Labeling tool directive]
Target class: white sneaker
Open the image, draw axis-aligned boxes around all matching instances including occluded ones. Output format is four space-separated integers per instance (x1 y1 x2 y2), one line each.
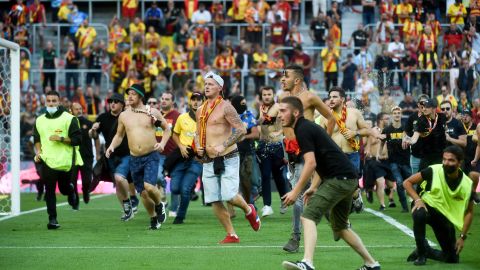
280 205 288 214
262 205 274 217
352 194 364 213
169 211 177 217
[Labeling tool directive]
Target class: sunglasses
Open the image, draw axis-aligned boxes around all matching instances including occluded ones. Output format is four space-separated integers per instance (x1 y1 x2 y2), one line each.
148 101 157 105
108 100 121 104
441 107 451 111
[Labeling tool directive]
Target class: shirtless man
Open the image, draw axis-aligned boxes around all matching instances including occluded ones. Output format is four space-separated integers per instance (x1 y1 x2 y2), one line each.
195 72 261 244
257 86 289 217
363 112 395 210
278 64 335 253
317 86 371 213
106 84 171 230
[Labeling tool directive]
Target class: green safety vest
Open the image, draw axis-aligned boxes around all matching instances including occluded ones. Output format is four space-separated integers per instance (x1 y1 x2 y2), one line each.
420 164 472 231
36 111 84 171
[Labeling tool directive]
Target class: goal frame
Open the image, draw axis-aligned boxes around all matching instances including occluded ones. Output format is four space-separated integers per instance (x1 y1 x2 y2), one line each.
0 38 20 216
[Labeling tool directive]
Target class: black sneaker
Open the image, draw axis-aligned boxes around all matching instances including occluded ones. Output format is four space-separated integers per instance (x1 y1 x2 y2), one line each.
150 217 161 230
379 205 385 211
388 199 396 208
366 190 373 203
282 234 300 253
173 217 184 224
131 196 139 214
358 263 381 270
47 217 60 230
414 256 426 266
69 192 79 211
282 260 314 270
472 193 480 204
155 202 167 223
83 193 90 204
407 249 418 262
121 200 134 221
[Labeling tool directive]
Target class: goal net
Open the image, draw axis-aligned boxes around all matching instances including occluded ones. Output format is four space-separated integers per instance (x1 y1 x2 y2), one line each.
0 38 20 216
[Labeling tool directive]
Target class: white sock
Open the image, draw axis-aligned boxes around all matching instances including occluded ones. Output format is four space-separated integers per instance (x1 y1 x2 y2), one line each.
366 261 380 267
246 207 252 215
301 259 314 269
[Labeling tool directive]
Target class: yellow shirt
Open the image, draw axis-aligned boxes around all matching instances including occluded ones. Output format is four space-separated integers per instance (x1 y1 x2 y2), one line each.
173 112 197 147
436 94 458 110
396 3 413 24
232 0 250 20
129 22 146 37
108 27 127 54
320 48 339 72
402 20 423 40
448 3 467 24
418 52 438 70
57 5 71 21
196 74 204 92
122 0 138 8
75 26 97 49
21 59 30 82
253 52 268 76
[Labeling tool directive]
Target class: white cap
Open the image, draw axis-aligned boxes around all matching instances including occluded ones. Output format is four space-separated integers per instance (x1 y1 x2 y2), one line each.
204 71 224 88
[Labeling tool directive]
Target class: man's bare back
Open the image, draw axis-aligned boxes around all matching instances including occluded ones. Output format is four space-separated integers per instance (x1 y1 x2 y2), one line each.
197 100 245 158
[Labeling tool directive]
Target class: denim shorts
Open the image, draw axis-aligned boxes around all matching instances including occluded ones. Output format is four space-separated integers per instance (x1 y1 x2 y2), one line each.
107 155 130 180
202 155 240 203
130 151 160 193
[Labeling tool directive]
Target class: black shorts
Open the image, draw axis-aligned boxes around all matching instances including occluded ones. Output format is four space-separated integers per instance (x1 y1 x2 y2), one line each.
363 159 394 190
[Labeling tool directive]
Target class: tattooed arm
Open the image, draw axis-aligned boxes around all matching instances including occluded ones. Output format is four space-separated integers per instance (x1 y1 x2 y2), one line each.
222 102 247 148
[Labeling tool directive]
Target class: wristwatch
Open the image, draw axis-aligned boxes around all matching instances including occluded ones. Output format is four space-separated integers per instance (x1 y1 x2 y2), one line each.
460 233 467 240
60 136 65 142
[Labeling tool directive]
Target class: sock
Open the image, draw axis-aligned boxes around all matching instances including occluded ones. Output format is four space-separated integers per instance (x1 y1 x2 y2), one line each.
228 233 238 238
366 261 380 267
245 206 252 216
301 259 314 269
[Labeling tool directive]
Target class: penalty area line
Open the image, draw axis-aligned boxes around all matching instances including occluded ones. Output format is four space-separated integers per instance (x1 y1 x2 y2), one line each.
0 194 111 222
364 208 437 247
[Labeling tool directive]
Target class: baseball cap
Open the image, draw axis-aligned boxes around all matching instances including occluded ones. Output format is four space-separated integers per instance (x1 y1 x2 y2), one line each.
423 98 437 108
204 71 224 87
461 108 472 115
107 93 125 105
127 83 146 98
190 92 204 101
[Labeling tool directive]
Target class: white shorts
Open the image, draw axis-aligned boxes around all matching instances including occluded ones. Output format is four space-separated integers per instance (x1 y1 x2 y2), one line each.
202 155 240 203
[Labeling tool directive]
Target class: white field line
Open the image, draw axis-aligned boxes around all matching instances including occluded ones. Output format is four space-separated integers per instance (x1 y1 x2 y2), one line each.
365 208 437 247
0 194 111 222
0 244 416 249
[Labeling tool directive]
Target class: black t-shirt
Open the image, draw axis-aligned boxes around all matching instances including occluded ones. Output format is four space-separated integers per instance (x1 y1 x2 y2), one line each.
399 100 418 120
465 123 477 160
310 20 328 43
351 30 369 47
65 51 80 69
405 112 423 157
383 124 410 165
294 117 357 179
402 57 417 68
96 112 129 157
420 166 474 201
78 116 94 160
42 49 56 69
362 0 375 13
326 9 342 20
445 118 466 142
342 62 357 85
88 49 105 69
416 113 447 156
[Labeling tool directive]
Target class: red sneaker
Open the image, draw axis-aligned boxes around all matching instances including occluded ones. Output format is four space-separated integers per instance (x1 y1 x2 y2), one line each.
219 234 240 244
245 204 261 231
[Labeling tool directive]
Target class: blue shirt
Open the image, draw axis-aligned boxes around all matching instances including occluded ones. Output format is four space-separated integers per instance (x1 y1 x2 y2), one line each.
68 12 88 34
145 7 163 20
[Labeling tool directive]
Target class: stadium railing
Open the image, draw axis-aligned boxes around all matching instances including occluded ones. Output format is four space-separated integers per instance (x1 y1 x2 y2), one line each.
30 68 111 94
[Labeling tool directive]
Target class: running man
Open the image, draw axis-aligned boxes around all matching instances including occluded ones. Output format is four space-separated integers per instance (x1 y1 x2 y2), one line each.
106 84 171 230
280 96 381 270
195 72 261 244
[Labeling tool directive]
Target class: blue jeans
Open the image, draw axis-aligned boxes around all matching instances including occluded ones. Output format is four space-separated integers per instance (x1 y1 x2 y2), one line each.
257 142 289 206
389 162 411 210
362 11 375 26
346 152 360 174
410 155 421 175
156 154 167 188
170 159 202 220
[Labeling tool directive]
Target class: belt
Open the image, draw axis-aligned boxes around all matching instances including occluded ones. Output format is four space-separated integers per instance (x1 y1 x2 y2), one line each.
203 149 239 163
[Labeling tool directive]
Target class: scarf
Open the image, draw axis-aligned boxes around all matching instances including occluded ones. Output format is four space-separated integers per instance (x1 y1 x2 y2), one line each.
198 96 222 148
333 105 360 151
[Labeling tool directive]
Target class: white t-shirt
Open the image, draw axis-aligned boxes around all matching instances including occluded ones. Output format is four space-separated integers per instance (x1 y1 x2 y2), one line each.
387 42 405 63
191 10 212 24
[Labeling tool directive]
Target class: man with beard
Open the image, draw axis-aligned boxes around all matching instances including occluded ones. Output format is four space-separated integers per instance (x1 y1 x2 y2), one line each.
441 100 467 148
317 87 371 212
70 102 93 205
381 106 411 212
407 98 448 171
90 93 139 221
106 84 171 230
156 92 180 216
257 86 289 217
194 72 260 243
280 96 381 270
279 65 335 252
169 92 204 224
403 145 474 266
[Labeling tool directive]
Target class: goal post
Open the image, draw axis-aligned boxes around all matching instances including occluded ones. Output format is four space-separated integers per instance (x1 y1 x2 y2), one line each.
0 38 20 216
